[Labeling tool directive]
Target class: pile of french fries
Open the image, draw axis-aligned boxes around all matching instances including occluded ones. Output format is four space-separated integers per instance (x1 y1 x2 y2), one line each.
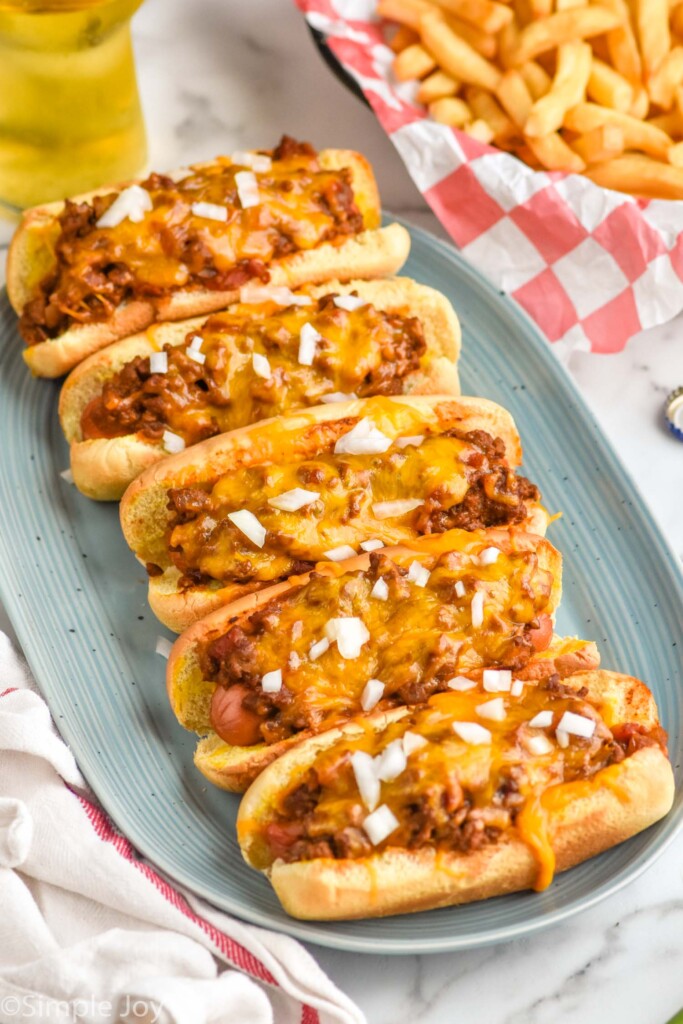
380 0 683 197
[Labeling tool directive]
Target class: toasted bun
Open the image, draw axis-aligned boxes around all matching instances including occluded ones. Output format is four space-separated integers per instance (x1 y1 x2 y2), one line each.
9 149 411 378
237 670 674 919
59 277 462 500
165 530 588 793
119 394 547 631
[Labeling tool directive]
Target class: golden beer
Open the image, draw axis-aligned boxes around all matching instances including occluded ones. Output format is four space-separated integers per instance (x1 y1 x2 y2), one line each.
0 0 147 210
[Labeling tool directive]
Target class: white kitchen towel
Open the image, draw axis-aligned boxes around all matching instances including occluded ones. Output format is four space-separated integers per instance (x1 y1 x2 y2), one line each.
0 632 365 1024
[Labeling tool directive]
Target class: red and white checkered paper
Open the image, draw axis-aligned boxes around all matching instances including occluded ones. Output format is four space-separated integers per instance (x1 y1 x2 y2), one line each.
297 0 683 356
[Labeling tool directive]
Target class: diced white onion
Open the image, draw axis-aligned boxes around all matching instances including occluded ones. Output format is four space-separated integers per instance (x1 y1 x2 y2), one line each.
448 676 476 691
334 417 392 456
524 733 554 756
186 348 206 365
556 729 570 749
288 652 301 671
454 580 466 598
155 636 173 659
483 669 512 693
324 545 357 561
402 730 428 756
60 468 74 484
227 509 266 548
479 546 501 566
191 200 228 222
308 637 330 661
352 751 380 812
333 294 367 311
96 185 153 228
510 679 524 697
452 721 492 745
298 322 320 366
360 677 384 712
363 804 399 846
320 391 358 403
394 435 424 449
251 352 272 379
370 577 389 601
324 616 370 659
162 430 185 454
167 166 192 182
231 150 272 172
235 170 260 208
372 498 424 519
476 697 506 722
529 710 553 729
149 351 168 374
471 590 485 628
189 335 204 352
360 539 384 552
375 739 407 782
261 669 282 693
267 487 318 512
557 710 596 739
407 561 430 588
239 283 312 306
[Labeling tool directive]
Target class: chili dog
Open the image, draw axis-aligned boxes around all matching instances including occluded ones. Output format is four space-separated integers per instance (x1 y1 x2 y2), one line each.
59 277 461 500
166 529 599 792
120 394 550 632
237 669 674 919
9 136 410 377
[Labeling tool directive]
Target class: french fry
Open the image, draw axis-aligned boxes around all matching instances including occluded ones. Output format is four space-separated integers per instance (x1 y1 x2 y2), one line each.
647 46 683 108
570 123 625 162
417 69 460 102
648 109 683 134
389 24 420 52
587 57 634 112
525 131 587 170
495 68 535 126
446 13 498 55
634 0 670 76
599 0 642 84
520 60 552 98
529 0 553 18
377 0 434 30
466 85 518 137
584 153 683 198
420 11 503 88
509 8 623 63
555 0 587 10
525 41 592 136
498 18 522 67
429 96 473 124
668 139 683 164
629 86 650 118
432 0 513 32
464 118 497 140
393 42 437 79
564 102 672 158
672 4 683 38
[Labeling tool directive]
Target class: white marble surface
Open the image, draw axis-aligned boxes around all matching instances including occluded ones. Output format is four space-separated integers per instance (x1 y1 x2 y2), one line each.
1 0 682 1020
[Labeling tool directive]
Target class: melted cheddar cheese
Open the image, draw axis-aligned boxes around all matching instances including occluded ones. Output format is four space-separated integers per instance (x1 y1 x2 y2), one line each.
80 295 426 445
253 684 655 889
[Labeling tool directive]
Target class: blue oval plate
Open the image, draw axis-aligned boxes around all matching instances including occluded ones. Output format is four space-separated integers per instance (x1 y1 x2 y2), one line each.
0 217 681 954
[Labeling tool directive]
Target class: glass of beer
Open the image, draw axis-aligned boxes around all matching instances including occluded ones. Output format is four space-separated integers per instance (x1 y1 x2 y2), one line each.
0 0 147 211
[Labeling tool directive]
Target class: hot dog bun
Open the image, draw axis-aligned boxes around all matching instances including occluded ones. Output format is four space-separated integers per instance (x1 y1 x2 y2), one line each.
59 277 462 500
120 394 549 632
166 530 598 793
8 149 410 378
237 670 674 920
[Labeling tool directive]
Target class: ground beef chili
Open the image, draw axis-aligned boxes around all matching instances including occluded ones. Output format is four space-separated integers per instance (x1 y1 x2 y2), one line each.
199 538 563 748
79 296 427 445
158 424 542 593
19 136 365 346
255 681 668 868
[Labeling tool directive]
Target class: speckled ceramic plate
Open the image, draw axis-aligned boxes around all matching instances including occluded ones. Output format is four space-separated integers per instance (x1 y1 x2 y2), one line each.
0 218 681 954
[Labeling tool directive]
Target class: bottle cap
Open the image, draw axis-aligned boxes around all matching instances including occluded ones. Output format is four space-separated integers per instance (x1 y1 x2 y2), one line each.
665 387 683 442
